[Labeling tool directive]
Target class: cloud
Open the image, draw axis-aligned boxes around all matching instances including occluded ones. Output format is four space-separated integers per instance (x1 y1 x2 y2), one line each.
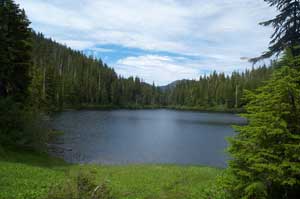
57 40 94 50
15 0 277 85
115 55 201 85
19 1 93 31
114 53 250 86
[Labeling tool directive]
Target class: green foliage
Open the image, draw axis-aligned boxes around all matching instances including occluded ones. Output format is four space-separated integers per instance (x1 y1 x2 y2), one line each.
0 97 48 150
0 0 32 102
0 98 22 146
201 170 234 199
227 65 300 199
0 0 48 150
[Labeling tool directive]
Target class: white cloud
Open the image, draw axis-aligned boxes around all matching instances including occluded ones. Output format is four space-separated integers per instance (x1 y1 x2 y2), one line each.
15 0 277 85
114 52 262 85
20 1 93 31
17 0 276 52
116 55 201 85
57 39 94 50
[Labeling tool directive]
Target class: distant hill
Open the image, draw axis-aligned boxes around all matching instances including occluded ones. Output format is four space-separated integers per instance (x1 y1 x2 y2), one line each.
159 80 190 91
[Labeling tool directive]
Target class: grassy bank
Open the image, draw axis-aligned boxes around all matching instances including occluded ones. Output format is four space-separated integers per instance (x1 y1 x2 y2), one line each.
0 149 222 199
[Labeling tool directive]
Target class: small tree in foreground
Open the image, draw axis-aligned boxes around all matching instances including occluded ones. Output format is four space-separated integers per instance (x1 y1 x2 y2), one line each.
227 64 300 199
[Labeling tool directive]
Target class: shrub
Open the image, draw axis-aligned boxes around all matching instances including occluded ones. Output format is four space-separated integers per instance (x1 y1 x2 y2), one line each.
0 97 48 151
46 170 114 199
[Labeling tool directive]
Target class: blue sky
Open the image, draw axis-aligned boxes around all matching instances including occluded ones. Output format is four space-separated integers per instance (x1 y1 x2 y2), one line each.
16 0 276 85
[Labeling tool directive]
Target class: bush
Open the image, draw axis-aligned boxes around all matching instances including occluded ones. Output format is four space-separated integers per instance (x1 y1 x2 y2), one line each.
0 98 24 146
202 170 234 199
0 97 48 151
46 170 114 199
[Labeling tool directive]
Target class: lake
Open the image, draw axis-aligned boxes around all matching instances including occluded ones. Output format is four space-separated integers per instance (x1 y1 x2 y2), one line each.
50 109 246 167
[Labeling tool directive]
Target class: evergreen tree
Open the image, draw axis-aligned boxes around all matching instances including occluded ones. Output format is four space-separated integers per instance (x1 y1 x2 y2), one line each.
251 0 300 63
0 0 32 102
227 64 300 198
0 0 33 146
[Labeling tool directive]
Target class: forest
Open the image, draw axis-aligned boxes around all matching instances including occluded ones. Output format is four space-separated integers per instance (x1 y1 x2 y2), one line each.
1 0 300 199
28 32 274 112
31 33 162 111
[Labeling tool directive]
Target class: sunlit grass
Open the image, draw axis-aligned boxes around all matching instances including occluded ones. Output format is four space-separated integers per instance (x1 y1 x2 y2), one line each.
0 150 222 199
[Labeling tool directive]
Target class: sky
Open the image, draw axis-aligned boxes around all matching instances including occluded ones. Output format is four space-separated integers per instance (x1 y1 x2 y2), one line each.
16 0 276 86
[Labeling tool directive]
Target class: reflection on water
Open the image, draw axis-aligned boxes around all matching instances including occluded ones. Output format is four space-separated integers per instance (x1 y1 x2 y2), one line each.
50 109 246 167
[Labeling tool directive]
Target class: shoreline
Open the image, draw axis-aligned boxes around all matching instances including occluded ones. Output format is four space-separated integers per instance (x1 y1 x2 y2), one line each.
61 104 244 114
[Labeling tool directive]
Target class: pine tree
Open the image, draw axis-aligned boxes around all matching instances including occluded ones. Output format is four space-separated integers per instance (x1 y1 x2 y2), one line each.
227 63 300 198
0 0 32 102
0 0 10 98
0 0 33 146
251 0 300 63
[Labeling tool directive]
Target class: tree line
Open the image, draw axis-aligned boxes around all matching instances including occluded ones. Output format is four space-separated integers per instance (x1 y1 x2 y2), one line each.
163 66 273 109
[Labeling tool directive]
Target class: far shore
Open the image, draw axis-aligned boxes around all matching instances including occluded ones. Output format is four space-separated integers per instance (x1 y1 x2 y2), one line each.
60 104 244 114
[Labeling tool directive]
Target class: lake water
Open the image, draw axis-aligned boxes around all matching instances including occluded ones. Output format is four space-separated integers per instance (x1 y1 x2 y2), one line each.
50 109 246 167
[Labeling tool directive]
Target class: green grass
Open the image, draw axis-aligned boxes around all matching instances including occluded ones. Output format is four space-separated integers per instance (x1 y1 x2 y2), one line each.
0 149 67 199
0 149 222 199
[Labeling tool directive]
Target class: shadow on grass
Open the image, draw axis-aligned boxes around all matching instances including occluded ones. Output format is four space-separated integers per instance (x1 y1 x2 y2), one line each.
0 146 69 169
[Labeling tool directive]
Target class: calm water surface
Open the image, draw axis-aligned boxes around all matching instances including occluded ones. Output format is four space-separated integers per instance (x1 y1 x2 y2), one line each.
50 109 246 167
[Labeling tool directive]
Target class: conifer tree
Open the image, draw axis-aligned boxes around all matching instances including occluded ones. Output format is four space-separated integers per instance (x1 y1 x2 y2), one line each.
0 0 32 102
251 0 300 63
0 0 33 146
227 62 300 198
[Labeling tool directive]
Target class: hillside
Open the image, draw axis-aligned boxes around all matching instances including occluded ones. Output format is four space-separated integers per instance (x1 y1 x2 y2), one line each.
31 32 162 111
159 80 190 91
